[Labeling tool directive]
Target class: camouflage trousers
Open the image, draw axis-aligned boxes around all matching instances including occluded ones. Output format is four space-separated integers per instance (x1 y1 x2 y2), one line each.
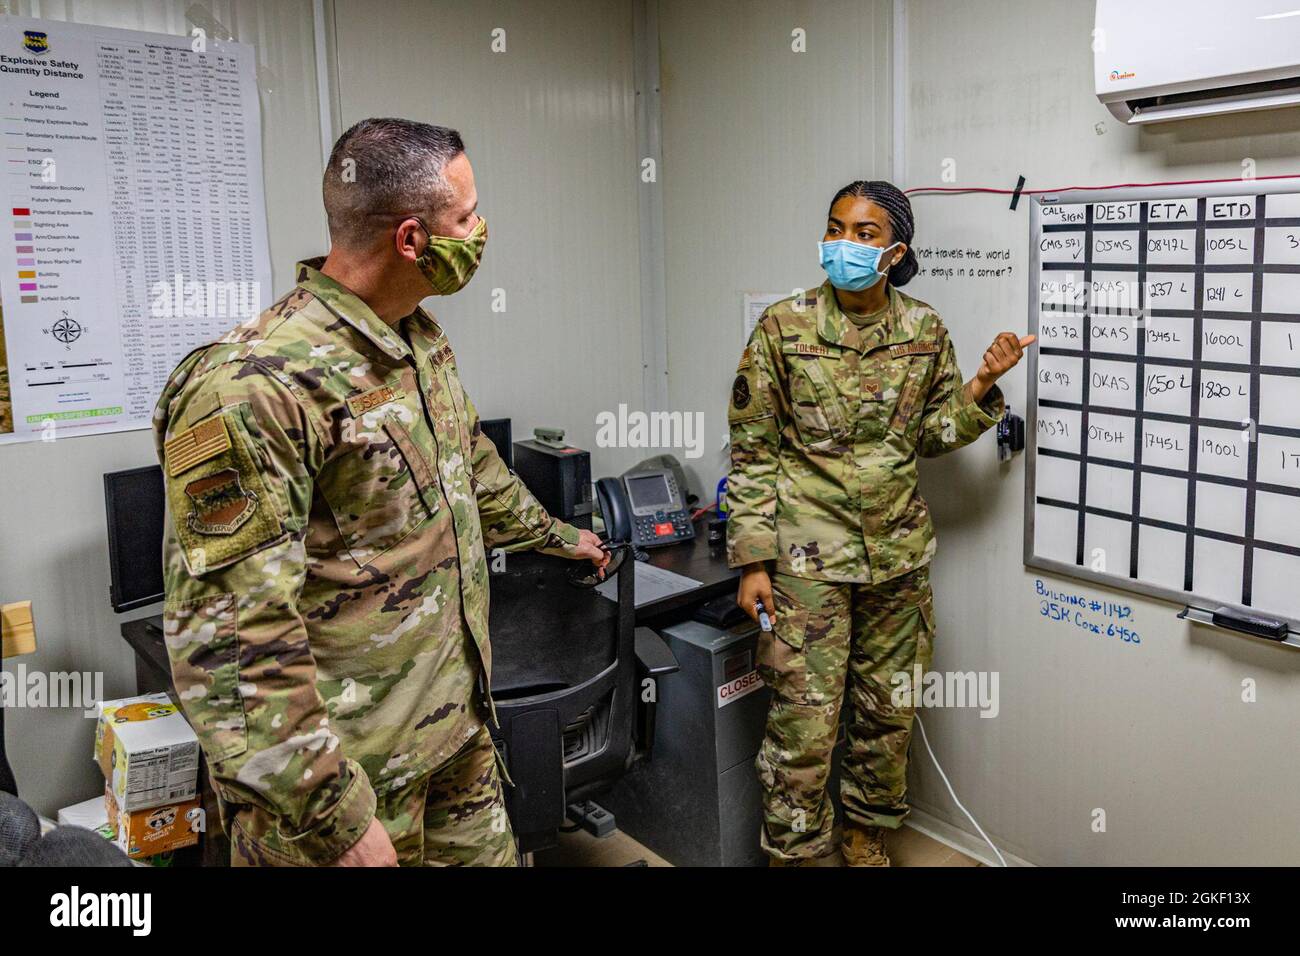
230 725 518 867
756 565 935 862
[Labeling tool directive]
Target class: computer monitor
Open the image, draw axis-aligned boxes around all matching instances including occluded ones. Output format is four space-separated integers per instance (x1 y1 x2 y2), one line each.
104 465 166 613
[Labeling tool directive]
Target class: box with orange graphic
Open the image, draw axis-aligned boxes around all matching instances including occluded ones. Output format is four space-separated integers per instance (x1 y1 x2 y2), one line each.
94 693 199 812
105 786 201 859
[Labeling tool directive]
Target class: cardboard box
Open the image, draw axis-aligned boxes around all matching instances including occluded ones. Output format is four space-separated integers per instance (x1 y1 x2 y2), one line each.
105 786 201 860
93 692 173 765
95 693 199 812
1 600 36 657
56 794 114 842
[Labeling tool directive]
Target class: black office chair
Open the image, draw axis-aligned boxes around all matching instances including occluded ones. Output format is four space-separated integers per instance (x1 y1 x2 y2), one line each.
102 464 680 854
487 547 678 853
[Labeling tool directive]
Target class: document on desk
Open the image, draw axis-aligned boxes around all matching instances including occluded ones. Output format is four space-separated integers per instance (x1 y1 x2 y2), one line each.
596 561 703 608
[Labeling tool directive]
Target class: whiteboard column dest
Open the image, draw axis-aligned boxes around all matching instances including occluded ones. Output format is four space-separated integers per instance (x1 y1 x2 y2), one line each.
634 0 669 417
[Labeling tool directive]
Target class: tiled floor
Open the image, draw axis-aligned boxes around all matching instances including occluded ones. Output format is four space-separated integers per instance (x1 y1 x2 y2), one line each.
534 823 982 867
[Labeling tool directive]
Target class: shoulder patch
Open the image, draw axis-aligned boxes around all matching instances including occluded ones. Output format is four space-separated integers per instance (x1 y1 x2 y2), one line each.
731 374 751 409
184 469 259 535
164 409 286 574
166 417 232 477
431 344 455 367
736 348 751 371
346 384 403 418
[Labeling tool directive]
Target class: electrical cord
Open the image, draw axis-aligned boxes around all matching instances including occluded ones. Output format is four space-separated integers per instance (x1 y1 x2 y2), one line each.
912 712 1008 867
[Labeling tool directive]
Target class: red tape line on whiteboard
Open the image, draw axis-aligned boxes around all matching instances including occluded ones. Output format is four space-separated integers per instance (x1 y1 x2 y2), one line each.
905 172 1300 199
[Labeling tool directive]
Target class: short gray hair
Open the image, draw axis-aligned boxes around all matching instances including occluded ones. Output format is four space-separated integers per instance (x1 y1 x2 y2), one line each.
322 118 465 249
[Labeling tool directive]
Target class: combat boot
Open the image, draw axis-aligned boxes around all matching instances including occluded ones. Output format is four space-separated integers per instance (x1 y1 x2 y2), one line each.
841 824 890 867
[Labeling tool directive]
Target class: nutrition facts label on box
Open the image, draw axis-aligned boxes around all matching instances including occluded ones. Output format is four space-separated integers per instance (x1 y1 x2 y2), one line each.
1025 183 1300 625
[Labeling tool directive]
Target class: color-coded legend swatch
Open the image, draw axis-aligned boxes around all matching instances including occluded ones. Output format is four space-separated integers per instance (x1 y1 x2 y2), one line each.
13 206 35 301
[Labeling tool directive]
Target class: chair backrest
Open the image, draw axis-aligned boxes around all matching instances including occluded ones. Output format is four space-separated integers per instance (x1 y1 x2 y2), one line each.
487 550 635 852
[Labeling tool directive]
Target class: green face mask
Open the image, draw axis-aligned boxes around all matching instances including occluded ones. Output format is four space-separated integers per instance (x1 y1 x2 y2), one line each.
414 216 487 295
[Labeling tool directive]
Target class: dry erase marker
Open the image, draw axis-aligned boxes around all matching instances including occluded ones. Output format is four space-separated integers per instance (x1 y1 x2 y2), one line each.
755 600 773 632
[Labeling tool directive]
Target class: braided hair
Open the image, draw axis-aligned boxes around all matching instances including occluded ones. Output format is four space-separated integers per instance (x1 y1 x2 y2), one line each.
827 180 918 287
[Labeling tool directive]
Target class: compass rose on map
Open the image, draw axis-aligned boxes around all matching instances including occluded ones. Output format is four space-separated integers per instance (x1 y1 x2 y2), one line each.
51 316 82 343
43 311 84 349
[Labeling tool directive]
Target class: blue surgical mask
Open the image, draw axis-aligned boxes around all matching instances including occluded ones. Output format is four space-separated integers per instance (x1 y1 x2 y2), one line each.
818 240 902 292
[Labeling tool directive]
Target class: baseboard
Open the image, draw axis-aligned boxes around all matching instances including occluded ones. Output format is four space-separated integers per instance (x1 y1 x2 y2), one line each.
905 805 1036 868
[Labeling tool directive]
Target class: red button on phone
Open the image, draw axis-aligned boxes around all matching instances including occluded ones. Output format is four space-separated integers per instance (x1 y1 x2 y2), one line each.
654 522 673 537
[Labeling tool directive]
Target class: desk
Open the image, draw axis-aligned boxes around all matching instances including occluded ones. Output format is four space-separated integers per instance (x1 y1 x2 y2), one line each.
120 512 737 683
635 512 738 624
116 512 738 864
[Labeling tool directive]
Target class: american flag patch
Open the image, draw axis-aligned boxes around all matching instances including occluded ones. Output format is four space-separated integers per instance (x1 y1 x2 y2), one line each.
165 416 231 477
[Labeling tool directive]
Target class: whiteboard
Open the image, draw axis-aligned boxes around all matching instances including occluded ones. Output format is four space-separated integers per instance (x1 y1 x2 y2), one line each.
1024 178 1300 632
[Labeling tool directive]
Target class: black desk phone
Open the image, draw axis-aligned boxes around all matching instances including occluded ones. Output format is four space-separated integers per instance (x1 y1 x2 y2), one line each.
595 468 695 549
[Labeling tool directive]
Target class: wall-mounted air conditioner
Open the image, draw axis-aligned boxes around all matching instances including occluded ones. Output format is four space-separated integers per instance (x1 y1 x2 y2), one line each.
1095 0 1300 124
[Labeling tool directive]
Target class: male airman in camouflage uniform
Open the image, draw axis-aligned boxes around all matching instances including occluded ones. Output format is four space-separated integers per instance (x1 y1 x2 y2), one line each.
156 119 606 867
728 181 1030 866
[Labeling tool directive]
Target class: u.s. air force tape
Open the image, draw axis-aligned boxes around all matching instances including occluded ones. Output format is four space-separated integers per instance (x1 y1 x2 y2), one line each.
889 341 941 358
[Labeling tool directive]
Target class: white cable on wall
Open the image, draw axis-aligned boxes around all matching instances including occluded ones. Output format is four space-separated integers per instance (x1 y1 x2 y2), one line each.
913 713 1008 867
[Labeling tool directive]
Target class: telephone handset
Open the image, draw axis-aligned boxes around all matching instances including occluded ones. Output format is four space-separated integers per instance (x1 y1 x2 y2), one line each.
595 477 632 542
594 468 695 549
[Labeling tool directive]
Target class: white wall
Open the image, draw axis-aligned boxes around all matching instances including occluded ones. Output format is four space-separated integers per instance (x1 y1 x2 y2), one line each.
657 0 894 499
6 0 1297 864
4 0 648 819
0 0 328 817
901 0 1300 865
330 0 648 479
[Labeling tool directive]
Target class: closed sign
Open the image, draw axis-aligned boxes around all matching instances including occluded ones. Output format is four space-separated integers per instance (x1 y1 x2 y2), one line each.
717 669 763 708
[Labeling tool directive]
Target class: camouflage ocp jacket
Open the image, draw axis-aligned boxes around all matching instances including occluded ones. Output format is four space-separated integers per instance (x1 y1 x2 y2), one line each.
726 281 1004 584
154 259 580 862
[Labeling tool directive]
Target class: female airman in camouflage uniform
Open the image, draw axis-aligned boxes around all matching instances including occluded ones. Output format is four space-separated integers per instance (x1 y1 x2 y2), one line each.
727 181 1033 866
